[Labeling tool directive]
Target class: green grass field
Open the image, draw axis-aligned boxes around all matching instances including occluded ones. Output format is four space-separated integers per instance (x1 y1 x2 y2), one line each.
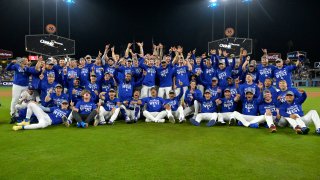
0 86 320 179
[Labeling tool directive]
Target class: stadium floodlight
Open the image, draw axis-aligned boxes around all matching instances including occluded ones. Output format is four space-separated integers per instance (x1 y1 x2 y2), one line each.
63 0 75 4
209 0 217 2
242 0 252 3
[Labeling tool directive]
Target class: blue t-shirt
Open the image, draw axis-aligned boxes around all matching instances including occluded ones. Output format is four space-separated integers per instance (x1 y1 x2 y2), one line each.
75 100 97 115
142 97 165 112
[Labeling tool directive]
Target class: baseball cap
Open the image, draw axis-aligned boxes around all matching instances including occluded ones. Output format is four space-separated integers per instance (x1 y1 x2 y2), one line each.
212 77 218 81
205 89 211 94
104 71 110 75
127 58 133 62
286 91 294 96
245 89 254 94
61 100 69 104
109 88 115 92
275 58 283 63
161 59 166 63
218 61 225 64
55 84 63 88
263 89 271 96
90 73 96 77
169 90 175 94
249 63 255 67
224 88 231 92
85 55 92 59
150 86 157 91
226 76 232 80
46 60 54 65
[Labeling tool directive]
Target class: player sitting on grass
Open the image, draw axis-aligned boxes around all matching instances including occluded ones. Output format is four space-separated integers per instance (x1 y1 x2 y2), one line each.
164 87 184 124
95 88 120 125
247 90 281 133
190 89 218 127
141 87 167 123
120 89 142 124
66 89 98 128
232 86 263 128
13 100 71 131
280 90 320 135
215 88 240 125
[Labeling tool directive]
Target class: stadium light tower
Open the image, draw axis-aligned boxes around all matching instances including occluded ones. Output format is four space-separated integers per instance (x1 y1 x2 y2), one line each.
208 0 219 41
242 0 252 38
63 0 75 38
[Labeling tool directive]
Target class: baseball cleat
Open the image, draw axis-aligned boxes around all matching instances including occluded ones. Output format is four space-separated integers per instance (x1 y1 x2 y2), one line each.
295 126 302 134
157 119 165 123
12 125 23 131
10 116 17 124
76 122 81 128
190 119 200 126
82 122 89 128
62 116 70 127
145 118 152 123
301 127 310 135
315 128 320 135
99 121 107 125
168 115 175 123
206 120 216 127
93 115 100 126
249 123 259 128
107 121 114 125
133 117 138 123
229 118 236 126
269 124 277 133
16 120 30 126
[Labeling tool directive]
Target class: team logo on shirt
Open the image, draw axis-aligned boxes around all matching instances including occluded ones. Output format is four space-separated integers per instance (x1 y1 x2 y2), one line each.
275 69 287 79
259 68 272 77
245 102 254 112
149 99 160 107
53 109 67 118
106 101 116 110
218 71 227 79
177 68 186 75
80 104 94 112
286 105 300 114
223 100 234 109
122 83 132 91
81 68 88 75
160 68 169 77
88 83 98 91
147 68 156 75
263 105 276 112
68 70 78 78
203 101 213 109
206 68 214 76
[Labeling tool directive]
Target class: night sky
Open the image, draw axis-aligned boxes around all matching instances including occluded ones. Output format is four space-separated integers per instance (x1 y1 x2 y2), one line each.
0 0 319 63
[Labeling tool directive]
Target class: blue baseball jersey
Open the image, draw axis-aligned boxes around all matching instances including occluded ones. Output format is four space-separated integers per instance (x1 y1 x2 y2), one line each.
273 65 297 88
279 92 307 117
75 100 97 115
48 107 71 125
196 97 218 113
156 64 174 87
103 96 120 111
5 63 30 86
141 97 165 112
219 97 237 113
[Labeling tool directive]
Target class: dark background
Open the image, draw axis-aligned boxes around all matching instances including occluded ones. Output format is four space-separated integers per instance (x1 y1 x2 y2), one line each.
0 0 319 63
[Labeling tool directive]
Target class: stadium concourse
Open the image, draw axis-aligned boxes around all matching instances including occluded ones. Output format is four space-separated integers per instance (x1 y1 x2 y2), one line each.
3 44 320 135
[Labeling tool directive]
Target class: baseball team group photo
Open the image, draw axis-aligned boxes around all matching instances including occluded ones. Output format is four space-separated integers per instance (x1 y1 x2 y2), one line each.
1 0 320 179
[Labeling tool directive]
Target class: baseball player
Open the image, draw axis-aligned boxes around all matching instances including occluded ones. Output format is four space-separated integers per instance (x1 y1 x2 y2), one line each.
140 87 167 123
6 57 31 119
215 88 240 125
66 89 98 128
183 80 202 120
190 89 218 127
280 90 320 135
68 78 83 104
164 87 184 123
95 89 120 125
85 73 100 103
120 89 142 123
12 100 71 130
156 59 174 98
139 57 157 98
277 80 301 103
216 51 235 89
256 49 276 84
239 73 260 99
44 84 69 107
273 57 300 88
39 73 58 106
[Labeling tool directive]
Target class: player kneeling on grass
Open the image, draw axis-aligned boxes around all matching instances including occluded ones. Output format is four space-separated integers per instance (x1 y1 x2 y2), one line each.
190 89 218 127
120 90 142 124
141 87 167 123
247 90 282 133
215 88 240 125
164 88 185 123
66 90 98 128
13 100 71 131
280 90 320 135
95 89 120 125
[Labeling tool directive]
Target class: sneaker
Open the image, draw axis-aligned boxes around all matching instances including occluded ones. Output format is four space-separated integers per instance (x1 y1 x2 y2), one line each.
16 120 30 126
270 124 277 133
301 127 310 135
229 118 236 126
145 118 152 122
206 120 216 127
12 125 22 131
133 117 138 123
82 123 89 128
76 122 81 128
125 117 132 124
190 118 200 126
237 121 244 126
179 117 185 124
93 115 100 127
108 120 114 125
157 119 165 123
168 115 175 124
295 126 302 134
316 128 320 135
249 123 259 128
62 116 70 128
99 121 107 125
